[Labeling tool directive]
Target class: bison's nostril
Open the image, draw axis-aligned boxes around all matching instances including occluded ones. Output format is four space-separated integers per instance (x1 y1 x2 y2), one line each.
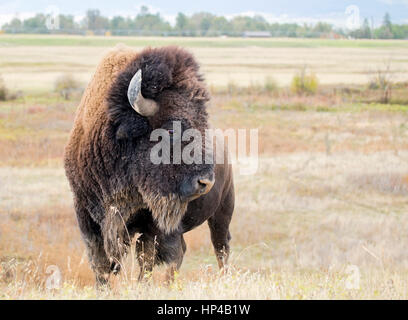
198 178 215 194
198 180 208 188
180 176 215 201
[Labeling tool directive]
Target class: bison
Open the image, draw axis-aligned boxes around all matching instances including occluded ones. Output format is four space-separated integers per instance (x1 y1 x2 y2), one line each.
64 46 234 286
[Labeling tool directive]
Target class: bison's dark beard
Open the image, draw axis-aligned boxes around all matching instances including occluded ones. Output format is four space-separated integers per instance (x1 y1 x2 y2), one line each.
140 190 188 234
101 188 187 265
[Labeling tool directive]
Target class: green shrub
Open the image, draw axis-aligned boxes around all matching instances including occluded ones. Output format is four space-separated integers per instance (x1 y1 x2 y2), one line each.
291 67 319 95
54 74 82 100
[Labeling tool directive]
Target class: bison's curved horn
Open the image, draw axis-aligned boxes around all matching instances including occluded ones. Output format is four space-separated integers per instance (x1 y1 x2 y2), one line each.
127 70 159 117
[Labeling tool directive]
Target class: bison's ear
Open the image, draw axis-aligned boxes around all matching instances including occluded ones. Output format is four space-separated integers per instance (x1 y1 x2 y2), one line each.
115 114 150 140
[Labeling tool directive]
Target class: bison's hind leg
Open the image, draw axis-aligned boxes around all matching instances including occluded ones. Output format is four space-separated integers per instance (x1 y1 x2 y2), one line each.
208 218 231 271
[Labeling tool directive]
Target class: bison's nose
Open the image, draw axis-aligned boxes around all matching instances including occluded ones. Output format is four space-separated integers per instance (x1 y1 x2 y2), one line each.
180 176 215 201
197 178 215 195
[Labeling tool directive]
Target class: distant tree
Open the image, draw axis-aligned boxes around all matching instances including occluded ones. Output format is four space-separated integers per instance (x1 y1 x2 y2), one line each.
361 18 372 38
187 12 216 35
391 24 408 39
175 12 188 31
23 14 47 33
139 5 149 16
3 18 23 31
374 12 393 39
383 12 392 29
251 15 269 31
209 16 232 35
3 8 408 39
270 23 299 37
313 22 333 34
85 9 98 29
111 16 127 30
59 15 76 31
133 6 171 34
299 23 316 38
85 9 109 31
199 13 213 35
350 18 371 38
230 16 250 33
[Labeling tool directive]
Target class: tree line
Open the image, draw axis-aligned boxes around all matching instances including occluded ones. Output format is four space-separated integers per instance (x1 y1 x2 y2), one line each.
2 7 408 39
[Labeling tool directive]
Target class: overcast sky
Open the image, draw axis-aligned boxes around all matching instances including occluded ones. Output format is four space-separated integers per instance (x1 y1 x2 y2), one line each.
0 0 407 27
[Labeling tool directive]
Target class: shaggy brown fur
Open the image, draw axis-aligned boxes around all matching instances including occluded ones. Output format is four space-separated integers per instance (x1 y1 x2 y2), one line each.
64 45 234 286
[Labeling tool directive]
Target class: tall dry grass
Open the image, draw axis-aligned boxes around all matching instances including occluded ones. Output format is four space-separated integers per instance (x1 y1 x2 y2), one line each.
2 148 408 299
1 86 408 298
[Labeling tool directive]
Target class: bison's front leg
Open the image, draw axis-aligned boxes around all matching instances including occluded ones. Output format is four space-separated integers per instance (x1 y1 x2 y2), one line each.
165 235 186 283
136 233 186 282
135 232 157 281
75 206 113 287
101 206 132 274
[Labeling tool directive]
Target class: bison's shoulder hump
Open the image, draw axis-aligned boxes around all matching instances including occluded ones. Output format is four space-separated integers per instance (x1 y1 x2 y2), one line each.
76 45 139 132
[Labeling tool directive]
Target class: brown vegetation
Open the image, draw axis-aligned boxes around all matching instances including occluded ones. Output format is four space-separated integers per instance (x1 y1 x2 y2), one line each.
1 83 408 298
1 38 408 299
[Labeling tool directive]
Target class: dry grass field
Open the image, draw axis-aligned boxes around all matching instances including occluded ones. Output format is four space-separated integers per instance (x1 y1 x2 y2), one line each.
1 35 408 91
1 35 408 299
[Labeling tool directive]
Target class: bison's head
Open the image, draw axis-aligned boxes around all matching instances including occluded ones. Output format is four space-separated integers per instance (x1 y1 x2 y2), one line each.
108 46 215 233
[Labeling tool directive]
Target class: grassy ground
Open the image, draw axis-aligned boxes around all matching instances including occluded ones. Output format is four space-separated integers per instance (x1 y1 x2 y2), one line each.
1 35 408 91
2 91 408 299
2 35 408 48
1 36 408 299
